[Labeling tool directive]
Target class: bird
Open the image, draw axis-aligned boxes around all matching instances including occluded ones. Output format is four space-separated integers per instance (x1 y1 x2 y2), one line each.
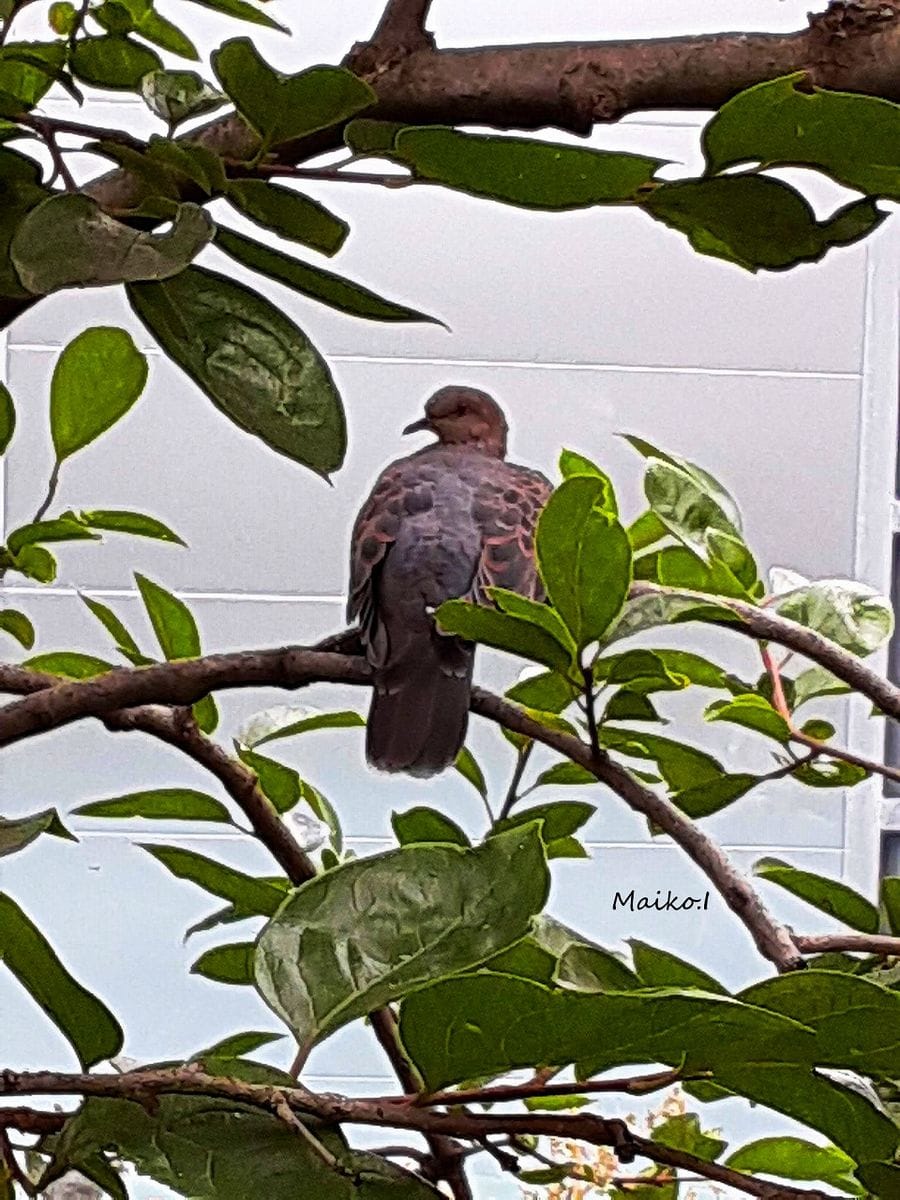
349 385 552 777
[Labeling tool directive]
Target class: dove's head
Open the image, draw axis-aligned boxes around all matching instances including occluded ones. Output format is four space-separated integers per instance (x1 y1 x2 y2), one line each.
403 386 508 457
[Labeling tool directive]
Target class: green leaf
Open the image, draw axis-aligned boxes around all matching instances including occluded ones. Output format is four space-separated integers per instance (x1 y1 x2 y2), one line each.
557 942 642 993
0 41 65 110
671 772 761 819
532 762 597 788
135 572 198 660
236 747 300 814
643 176 883 271
624 436 743 529
50 327 148 461
191 941 255 984
69 508 185 545
600 727 723 792
652 1113 726 1161
193 1030 284 1059
80 593 147 665
630 940 726 993
6 516 99 554
489 587 577 656
792 759 869 788
12 194 212 294
725 1136 862 1195
597 647 729 692
882 877 900 936
299 780 342 855
71 34 162 90
754 859 880 932
634 544 748 598
0 607 33 648
144 136 226 193
226 180 348 256
0 807 74 858
643 456 749 567
493 801 594 859
704 73 900 201
186 0 287 31
343 118 406 154
0 892 123 1067
436 599 575 675
24 651 112 679
389 127 661 209
392 807 470 847
0 380 14 451
249 708 364 748
776 578 893 656
9 542 56 582
856 1162 900 1198
557 448 614 494
73 788 231 823
49 3 77 34
215 226 441 324
453 745 488 801
255 823 549 1055
212 39 373 149
793 665 851 708
536 475 632 649
608 589 738 643
505 670 577 713
523 1094 591 1112
142 844 286 915
102 1 200 60
706 694 791 743
127 266 346 479
627 509 668 552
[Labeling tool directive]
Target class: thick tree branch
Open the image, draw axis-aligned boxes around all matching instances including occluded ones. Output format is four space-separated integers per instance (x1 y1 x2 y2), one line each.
794 933 900 955
367 0 434 52
0 1069 829 1200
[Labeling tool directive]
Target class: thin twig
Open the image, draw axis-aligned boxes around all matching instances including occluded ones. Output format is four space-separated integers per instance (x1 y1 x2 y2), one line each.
411 1068 697 1108
794 933 900 955
498 742 533 820
252 163 415 188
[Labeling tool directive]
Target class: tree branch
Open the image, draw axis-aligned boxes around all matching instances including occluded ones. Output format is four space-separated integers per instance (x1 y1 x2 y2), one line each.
794 933 900 955
0 1069 829 1200
366 0 434 52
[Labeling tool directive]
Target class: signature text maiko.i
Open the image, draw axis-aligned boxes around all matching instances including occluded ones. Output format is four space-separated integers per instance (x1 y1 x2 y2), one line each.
613 889 711 912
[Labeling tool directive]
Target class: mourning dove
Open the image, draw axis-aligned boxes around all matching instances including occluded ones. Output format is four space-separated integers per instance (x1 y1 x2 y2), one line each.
349 386 551 777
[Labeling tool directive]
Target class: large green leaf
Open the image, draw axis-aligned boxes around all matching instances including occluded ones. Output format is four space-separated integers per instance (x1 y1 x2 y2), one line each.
436 598 575 675
536 475 632 649
599 727 723 792
241 706 364 749
391 807 470 847
216 227 441 324
643 176 883 271
185 0 287 31
704 73 900 200
753 859 880 933
0 380 14 452
73 789 230 823
630 941 726 993
705 694 791 743
387 127 661 210
141 69 225 123
671 772 760 819
255 824 549 1055
99 2 200 61
24 651 113 678
50 327 148 461
226 180 348 256
775 578 893 657
212 39 374 150
134 572 217 731
127 266 346 479
6 516 99 554
607 589 738 643
71 34 162 89
11 195 212 293
191 941 255 985
141 845 287 916
0 807 74 858
725 1136 863 1196
69 508 185 545
0 892 123 1067
595 647 729 692
0 40 66 110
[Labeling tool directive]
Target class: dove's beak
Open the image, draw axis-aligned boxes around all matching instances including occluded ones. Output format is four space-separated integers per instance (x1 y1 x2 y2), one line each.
402 416 430 435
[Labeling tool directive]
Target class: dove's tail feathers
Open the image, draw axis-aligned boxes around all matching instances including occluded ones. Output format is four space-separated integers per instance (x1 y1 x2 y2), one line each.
366 640 473 778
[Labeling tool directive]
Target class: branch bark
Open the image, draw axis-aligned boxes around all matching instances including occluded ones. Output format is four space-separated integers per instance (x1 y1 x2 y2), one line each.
0 1069 829 1200
794 933 900 954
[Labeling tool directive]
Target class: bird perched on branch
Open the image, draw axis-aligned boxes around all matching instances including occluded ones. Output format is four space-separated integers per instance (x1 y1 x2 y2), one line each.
349 386 551 777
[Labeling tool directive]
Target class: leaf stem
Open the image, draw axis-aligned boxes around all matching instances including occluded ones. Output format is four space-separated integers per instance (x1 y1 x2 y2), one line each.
498 742 533 820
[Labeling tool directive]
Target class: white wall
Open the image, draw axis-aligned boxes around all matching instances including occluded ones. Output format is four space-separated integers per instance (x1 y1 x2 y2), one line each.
1 4 898 1196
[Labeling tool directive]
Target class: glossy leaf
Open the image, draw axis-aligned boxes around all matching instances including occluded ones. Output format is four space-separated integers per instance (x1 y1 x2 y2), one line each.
226 180 348 256
725 1136 862 1195
791 758 868 788
706 694 791 743
194 1030 284 1059
556 941 642 993
630 940 726 993
50 327 148 461
558 449 615 498
671 772 760 819
71 34 162 89
0 807 74 858
0 607 33 648
216 227 441 324
389 127 662 209
9 543 56 582
392 807 470 847
494 800 593 858
128 266 346 479
141 844 287 916
775 578 893 656
212 39 374 149
453 745 488 801
69 508 185 545
793 665 851 707
186 0 287 30
505 670 578 713
255 823 549 1054
536 475 632 649
141 70 227 124
24 651 112 679
705 73 900 201
12 194 212 294
135 572 217 731
80 593 147 665
343 118 405 154
623 435 742 529
249 708 364 748
597 647 728 692
436 599 575 675
753 859 880 933
73 789 231 823
6 516 99 554
600 727 723 792
652 1113 726 1161
532 761 597 788
236 747 300 814
643 176 883 271
0 380 14 451
0 892 123 1067
609 589 738 643
191 941 255 985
